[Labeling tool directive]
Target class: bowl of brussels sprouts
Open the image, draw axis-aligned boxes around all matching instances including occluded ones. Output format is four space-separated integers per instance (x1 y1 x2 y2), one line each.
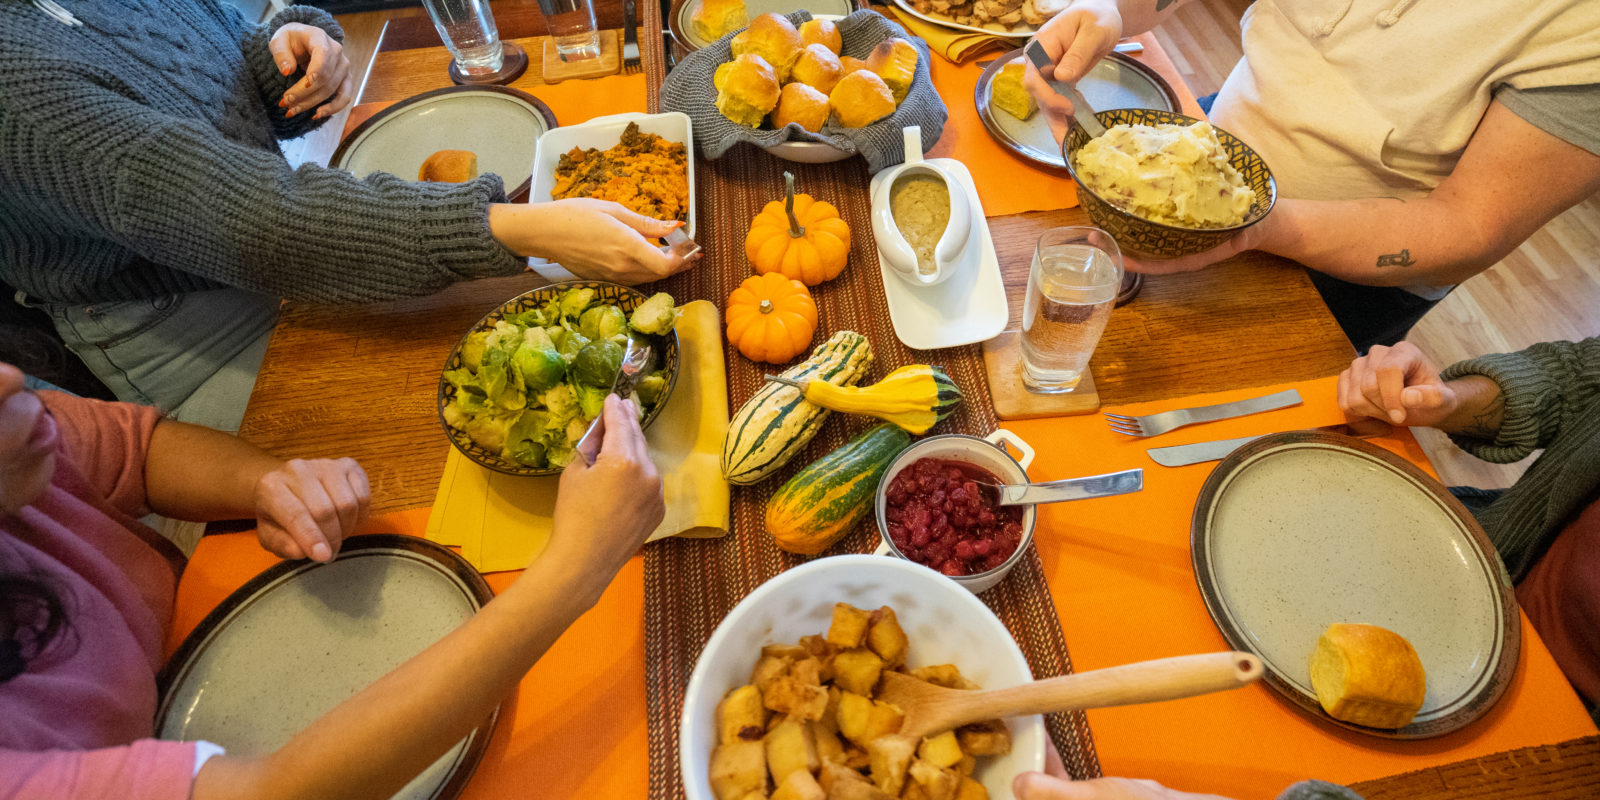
437 281 682 475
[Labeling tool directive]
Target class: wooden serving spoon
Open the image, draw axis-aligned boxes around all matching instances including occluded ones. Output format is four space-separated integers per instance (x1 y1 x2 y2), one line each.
880 651 1264 740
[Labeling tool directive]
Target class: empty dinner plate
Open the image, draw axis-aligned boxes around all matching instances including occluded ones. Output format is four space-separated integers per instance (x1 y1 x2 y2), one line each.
157 536 496 800
975 50 1179 170
1190 433 1519 739
331 86 556 200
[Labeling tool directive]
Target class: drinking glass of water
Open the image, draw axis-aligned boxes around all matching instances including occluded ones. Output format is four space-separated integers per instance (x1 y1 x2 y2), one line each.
422 0 505 75
1020 227 1123 393
536 0 601 61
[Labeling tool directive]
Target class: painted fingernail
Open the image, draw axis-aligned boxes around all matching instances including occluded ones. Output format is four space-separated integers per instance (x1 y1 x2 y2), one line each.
312 542 332 561
279 61 293 75
279 97 290 107
286 107 299 117
306 72 317 84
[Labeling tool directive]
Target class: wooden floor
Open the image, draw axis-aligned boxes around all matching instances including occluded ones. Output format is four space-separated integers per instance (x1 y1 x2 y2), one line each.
314 0 1599 490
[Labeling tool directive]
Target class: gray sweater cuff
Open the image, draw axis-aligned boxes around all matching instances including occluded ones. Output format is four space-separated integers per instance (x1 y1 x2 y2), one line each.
1276 780 1364 800
244 5 346 140
1439 352 1553 464
399 173 527 281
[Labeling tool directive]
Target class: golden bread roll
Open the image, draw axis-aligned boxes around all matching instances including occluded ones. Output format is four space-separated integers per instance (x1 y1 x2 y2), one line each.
866 37 918 104
838 55 870 77
773 82 830 133
691 0 746 43
417 150 478 182
798 18 841 55
730 12 802 82
990 61 1036 120
714 61 733 92
715 53 781 128
1309 623 1427 729
789 43 843 95
829 70 895 128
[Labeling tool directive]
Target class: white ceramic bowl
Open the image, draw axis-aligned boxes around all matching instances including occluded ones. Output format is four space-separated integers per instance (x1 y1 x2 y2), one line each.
526 111 697 279
762 140 855 164
679 555 1046 800
874 430 1038 594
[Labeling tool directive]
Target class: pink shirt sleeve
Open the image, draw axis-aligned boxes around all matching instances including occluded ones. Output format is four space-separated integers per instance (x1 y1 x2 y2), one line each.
39 392 163 520
0 740 196 800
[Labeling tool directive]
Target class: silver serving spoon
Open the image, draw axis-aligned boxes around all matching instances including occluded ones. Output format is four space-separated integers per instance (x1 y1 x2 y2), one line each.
574 339 652 466
1025 39 1107 138
976 468 1143 507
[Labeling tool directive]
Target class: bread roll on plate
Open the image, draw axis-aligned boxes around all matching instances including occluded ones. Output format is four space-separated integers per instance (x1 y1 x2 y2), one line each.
866 37 918 104
829 70 896 128
798 18 841 55
990 61 1036 121
1309 623 1427 729
418 150 478 182
773 82 830 133
691 0 746 43
716 53 781 127
730 12 802 82
789 43 843 95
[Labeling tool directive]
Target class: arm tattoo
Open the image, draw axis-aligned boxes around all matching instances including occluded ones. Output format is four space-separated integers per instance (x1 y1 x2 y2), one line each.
1376 249 1415 268
1461 392 1505 439
1156 0 1177 9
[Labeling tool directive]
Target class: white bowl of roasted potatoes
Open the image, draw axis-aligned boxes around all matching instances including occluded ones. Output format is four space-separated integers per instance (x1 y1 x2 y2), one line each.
681 554 1046 800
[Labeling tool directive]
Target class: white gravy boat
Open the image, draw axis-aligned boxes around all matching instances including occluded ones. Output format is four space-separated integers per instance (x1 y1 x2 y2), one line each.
872 126 972 287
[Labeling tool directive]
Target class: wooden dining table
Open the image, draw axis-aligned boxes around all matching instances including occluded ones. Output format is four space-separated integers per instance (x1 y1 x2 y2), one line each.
165 2 1600 799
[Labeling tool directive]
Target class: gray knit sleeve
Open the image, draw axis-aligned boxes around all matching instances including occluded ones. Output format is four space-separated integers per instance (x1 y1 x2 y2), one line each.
1276 780 1364 800
1439 337 1600 463
240 5 348 141
0 67 523 304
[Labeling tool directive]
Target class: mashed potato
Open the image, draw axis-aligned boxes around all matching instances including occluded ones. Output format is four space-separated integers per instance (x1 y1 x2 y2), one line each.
1074 121 1256 228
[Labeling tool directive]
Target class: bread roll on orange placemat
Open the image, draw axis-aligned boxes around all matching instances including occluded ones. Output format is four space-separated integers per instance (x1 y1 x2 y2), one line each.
1310 623 1427 729
417 149 478 182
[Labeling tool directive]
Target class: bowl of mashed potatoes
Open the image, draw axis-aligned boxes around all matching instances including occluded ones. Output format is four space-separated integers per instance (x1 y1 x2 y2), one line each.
1063 109 1275 259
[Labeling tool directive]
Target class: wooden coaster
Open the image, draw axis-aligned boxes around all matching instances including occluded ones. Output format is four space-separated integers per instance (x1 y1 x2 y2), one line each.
449 41 528 86
542 32 621 82
982 330 1102 419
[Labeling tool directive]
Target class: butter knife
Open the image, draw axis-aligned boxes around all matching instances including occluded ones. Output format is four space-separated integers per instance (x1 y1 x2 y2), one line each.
1024 40 1106 137
1146 419 1395 467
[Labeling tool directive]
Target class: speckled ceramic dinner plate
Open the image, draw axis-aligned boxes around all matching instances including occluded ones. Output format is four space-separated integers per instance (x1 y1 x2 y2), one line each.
1191 433 1519 739
975 50 1179 170
156 536 496 799
668 0 863 51
331 85 556 201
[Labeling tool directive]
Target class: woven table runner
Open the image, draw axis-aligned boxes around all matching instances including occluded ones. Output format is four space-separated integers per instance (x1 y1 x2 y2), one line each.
640 18 1100 791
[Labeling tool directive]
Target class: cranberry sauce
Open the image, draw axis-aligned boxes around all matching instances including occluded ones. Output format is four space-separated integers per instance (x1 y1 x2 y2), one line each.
883 457 1024 577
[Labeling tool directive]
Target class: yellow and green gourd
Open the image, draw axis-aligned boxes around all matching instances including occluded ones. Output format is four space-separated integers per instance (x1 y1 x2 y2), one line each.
722 331 874 485
765 423 912 554
765 364 962 435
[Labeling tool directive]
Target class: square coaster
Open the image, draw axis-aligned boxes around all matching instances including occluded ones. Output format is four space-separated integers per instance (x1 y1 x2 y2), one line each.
982 330 1101 419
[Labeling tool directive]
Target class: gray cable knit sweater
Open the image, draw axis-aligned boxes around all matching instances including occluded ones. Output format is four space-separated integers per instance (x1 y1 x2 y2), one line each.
0 0 522 306
1440 337 1600 582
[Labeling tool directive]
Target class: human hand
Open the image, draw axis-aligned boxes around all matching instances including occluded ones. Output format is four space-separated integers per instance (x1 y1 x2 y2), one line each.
1026 0 1123 145
1015 774 1235 800
546 395 665 600
268 22 354 121
1337 342 1459 428
254 458 370 562
1122 217 1269 275
492 199 698 285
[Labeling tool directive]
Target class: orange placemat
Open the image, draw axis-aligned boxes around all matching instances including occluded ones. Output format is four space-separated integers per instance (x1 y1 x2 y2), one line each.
1004 376 1597 799
168 510 650 800
339 72 650 141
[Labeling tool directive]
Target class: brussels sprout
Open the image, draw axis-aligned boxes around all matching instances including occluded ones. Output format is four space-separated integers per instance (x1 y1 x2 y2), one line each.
558 288 596 321
579 304 628 341
546 442 577 468
512 328 566 392
463 413 515 453
628 292 681 335
558 331 591 363
459 330 492 372
572 339 623 387
635 373 668 407
506 307 548 328
504 409 554 467
540 384 582 426
564 416 589 444
575 383 609 420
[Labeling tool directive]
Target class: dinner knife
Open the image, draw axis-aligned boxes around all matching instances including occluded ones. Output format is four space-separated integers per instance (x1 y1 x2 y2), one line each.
1024 40 1106 137
622 0 639 67
1146 419 1395 467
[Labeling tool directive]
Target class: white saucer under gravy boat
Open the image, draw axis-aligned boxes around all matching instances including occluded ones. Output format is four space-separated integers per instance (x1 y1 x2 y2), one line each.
872 126 973 287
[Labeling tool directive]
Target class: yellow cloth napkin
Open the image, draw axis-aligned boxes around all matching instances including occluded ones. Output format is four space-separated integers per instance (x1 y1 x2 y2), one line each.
885 6 1018 64
424 300 731 573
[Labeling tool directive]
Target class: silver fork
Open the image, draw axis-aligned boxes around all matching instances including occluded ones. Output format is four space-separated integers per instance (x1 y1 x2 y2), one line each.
575 340 652 464
1105 389 1302 438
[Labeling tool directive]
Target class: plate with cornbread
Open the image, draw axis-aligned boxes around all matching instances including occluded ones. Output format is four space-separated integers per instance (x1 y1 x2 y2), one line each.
669 0 867 51
1190 432 1520 739
974 49 1178 169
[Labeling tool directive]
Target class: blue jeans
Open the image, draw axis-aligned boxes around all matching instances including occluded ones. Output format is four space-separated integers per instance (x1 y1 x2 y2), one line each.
41 288 279 432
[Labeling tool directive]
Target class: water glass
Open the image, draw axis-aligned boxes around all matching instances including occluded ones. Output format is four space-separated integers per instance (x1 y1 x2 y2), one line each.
1020 227 1123 393
422 0 504 75
536 0 601 61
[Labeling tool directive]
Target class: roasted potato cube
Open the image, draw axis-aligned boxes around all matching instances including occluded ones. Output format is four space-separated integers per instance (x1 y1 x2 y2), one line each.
827 780 894 800
917 731 963 769
843 746 871 770
719 685 769 744
956 721 1011 757
773 769 827 800
711 740 769 800
812 719 846 764
819 760 866 793
866 735 917 795
866 607 909 667
801 634 838 660
909 759 959 800
764 643 811 661
753 655 795 694
791 657 824 687
828 603 872 648
952 754 975 778
820 687 843 730
910 665 979 690
833 648 885 697
838 691 906 744
764 718 820 783
953 777 988 800
739 792 768 800
765 676 830 720
901 783 930 800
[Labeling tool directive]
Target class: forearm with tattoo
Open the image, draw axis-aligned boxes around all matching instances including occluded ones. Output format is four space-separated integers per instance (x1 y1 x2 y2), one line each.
1433 375 1506 439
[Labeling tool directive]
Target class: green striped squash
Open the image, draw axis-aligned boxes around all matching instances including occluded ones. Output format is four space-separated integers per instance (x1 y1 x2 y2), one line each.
765 423 912 555
722 330 873 485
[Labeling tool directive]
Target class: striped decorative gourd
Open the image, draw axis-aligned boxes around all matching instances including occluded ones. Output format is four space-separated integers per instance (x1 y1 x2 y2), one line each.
722 331 874 485
765 423 912 554
766 364 963 435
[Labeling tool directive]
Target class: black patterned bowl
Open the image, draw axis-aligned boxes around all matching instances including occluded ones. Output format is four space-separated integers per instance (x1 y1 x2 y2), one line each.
436 281 681 476
1063 109 1276 259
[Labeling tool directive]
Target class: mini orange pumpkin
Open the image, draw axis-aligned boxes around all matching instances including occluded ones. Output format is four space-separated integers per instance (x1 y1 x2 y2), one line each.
726 272 818 364
745 172 851 286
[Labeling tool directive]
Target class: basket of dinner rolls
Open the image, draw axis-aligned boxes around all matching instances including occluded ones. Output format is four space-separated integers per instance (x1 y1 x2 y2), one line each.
661 9 946 172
